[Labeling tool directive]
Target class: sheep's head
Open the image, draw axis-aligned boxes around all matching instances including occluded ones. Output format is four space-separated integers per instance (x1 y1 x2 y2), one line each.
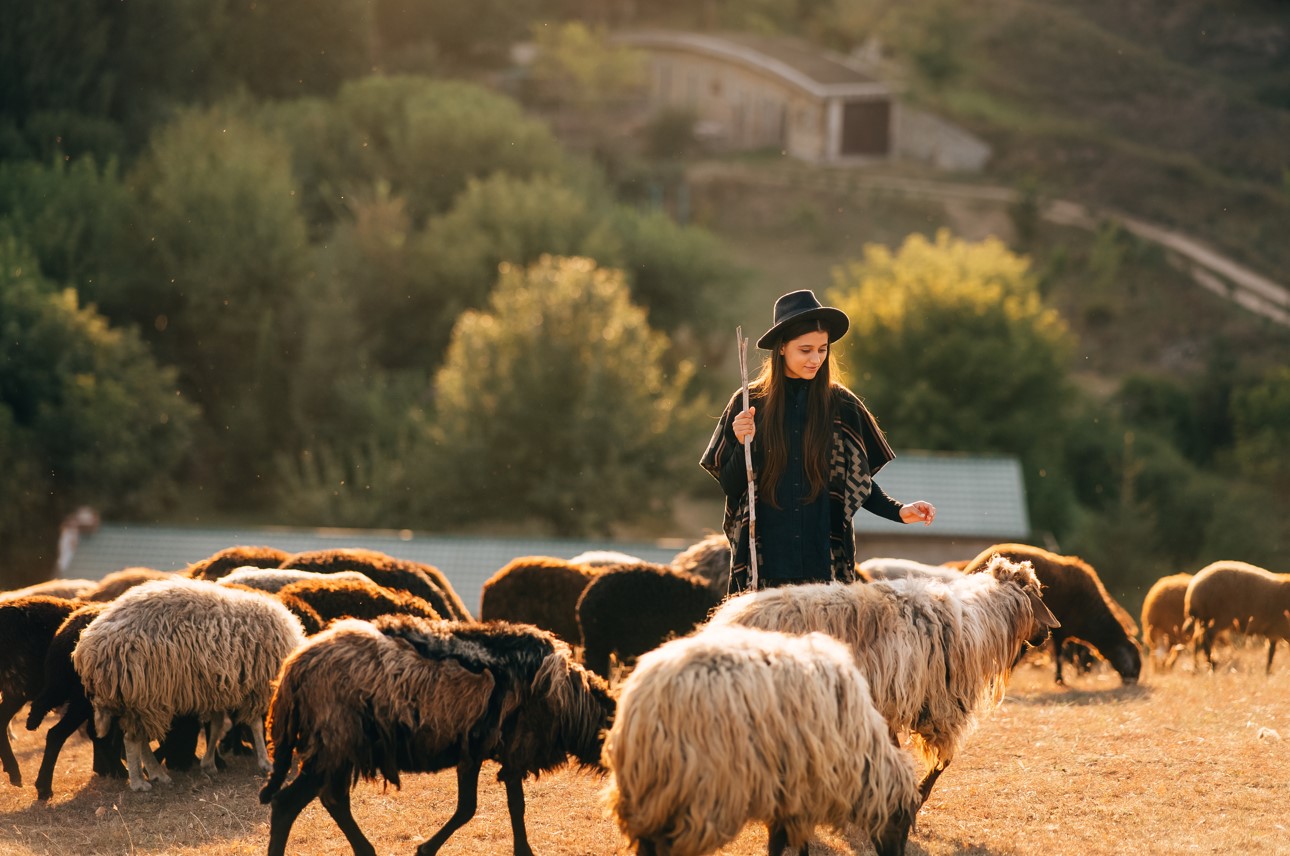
985 554 1060 637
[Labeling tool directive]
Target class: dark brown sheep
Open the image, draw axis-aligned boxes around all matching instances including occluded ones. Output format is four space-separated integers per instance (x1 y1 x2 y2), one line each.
80 567 175 601
964 543 1141 685
576 563 722 680
0 596 80 788
277 548 472 621
260 616 614 856
479 556 601 645
181 545 291 580
275 577 442 626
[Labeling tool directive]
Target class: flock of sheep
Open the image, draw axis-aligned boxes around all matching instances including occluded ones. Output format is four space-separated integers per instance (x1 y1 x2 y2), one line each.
0 539 1285 856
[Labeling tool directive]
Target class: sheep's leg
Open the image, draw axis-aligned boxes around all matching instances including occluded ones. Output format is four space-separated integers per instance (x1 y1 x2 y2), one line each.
155 715 201 771
0 694 27 786
1266 639 1278 675
200 714 229 774
416 757 484 856
1200 625 1218 672
247 715 273 773
502 770 535 856
918 760 949 804
767 823 807 856
266 766 337 856
140 739 171 787
1051 634 1066 685
123 738 152 791
319 771 376 856
33 703 91 800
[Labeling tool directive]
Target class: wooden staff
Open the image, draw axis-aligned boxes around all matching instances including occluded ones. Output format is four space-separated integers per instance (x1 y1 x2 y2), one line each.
736 327 759 590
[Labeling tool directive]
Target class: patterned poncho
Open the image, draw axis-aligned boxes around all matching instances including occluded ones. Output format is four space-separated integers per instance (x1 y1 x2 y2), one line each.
700 385 895 593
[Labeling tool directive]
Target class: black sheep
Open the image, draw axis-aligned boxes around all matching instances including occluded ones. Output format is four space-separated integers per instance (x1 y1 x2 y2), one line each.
964 543 1142 685
260 616 614 856
0 596 80 787
576 562 723 680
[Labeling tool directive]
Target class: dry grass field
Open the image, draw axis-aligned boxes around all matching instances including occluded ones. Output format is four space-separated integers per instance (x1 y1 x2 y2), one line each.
0 650 1286 856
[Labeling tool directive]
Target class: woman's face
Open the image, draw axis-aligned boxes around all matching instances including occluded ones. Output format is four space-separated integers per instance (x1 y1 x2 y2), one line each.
780 329 830 379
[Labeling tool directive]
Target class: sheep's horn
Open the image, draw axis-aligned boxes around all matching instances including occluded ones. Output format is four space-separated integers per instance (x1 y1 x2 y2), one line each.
1027 591 1060 630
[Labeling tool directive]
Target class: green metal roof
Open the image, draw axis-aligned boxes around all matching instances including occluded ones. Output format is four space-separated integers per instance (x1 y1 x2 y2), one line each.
856 452 1030 538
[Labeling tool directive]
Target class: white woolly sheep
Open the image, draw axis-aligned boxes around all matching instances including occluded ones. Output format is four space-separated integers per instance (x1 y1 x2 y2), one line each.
668 532 731 596
568 549 644 567
479 556 601 645
260 615 614 856
858 557 968 585
963 544 1142 685
605 624 920 856
72 577 306 791
1140 572 1194 671
1184 560 1290 674
707 555 1059 803
217 566 375 594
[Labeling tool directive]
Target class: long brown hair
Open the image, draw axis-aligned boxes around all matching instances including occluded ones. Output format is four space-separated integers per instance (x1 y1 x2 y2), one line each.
749 319 839 507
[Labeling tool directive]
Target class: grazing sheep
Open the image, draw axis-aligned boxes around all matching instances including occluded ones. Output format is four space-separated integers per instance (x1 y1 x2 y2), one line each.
25 602 129 799
568 550 643 567
605 625 919 856
1183 560 1290 674
217 567 375 594
275 577 442 626
858 557 967 585
73 577 306 791
480 557 601 645
962 544 1142 686
1141 573 1194 671
0 579 96 602
260 616 614 856
182 545 291 580
80 567 175 601
707 555 1059 803
577 563 723 680
668 532 731 596
277 548 472 621
0 596 80 787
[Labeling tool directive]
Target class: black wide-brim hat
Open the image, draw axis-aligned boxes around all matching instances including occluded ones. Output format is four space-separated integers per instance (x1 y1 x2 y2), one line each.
756 289 850 349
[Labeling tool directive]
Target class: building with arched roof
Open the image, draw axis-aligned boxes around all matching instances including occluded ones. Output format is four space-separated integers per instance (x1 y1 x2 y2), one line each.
617 30 990 171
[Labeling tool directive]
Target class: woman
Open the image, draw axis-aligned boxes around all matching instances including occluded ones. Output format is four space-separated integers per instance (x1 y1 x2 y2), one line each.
701 290 936 593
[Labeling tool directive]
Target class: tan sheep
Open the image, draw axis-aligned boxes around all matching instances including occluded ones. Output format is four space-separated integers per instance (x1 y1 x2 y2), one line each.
1183 560 1290 674
1140 572 1193 671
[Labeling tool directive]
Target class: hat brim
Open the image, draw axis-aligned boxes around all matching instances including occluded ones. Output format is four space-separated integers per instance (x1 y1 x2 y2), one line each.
756 307 850 349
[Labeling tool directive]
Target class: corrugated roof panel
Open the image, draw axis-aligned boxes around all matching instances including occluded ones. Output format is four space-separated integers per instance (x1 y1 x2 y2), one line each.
856 453 1030 538
62 525 684 616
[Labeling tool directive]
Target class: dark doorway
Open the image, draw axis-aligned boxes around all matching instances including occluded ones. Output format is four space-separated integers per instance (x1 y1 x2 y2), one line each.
840 99 890 156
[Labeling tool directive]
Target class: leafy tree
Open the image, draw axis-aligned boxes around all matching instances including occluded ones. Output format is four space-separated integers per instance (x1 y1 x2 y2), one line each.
1231 366 1290 491
373 0 539 67
425 255 703 535
223 0 377 99
0 238 197 584
829 229 1076 535
114 106 311 498
0 156 134 294
529 21 647 106
260 76 567 228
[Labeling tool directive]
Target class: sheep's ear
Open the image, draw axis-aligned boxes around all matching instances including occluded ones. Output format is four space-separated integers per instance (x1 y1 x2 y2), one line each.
1027 591 1060 630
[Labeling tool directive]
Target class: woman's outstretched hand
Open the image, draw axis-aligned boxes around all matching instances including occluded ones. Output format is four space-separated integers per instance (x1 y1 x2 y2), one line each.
733 407 756 445
900 501 936 526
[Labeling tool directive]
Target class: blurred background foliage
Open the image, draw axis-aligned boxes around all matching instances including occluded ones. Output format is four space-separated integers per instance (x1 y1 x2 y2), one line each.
1 0 1287 599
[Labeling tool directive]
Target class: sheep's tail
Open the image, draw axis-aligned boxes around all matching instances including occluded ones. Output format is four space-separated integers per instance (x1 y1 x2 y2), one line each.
259 677 299 803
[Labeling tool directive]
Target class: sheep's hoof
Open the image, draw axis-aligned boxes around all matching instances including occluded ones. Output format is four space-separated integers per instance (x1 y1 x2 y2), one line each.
256 758 272 774
129 779 152 792
7 773 22 787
